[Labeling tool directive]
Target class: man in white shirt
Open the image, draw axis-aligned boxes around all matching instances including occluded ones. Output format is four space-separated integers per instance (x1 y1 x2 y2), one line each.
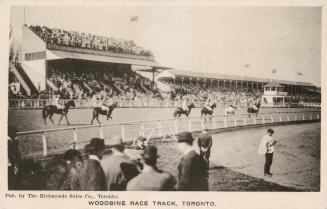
258 128 277 176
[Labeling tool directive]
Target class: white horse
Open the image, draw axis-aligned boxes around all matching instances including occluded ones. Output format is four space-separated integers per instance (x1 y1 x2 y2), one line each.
225 105 237 119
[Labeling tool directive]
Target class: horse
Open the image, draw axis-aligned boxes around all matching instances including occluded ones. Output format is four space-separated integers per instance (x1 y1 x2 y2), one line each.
91 101 118 124
247 102 261 117
201 103 217 122
42 100 75 125
225 105 237 119
173 103 195 119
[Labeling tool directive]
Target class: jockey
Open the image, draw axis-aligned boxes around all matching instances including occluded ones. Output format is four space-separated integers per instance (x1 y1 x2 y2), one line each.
101 100 111 114
205 97 213 112
251 99 258 110
53 95 64 110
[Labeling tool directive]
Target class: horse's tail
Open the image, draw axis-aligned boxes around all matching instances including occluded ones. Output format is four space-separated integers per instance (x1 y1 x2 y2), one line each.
42 107 47 119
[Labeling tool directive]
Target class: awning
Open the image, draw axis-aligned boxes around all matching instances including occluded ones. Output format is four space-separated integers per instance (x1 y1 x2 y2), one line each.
47 50 162 67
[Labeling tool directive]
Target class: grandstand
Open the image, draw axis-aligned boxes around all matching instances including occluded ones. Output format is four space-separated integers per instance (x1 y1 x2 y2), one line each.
8 25 167 100
8 25 320 108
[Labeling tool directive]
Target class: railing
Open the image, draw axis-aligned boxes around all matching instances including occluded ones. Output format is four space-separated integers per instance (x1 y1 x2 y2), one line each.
8 99 321 109
16 110 321 159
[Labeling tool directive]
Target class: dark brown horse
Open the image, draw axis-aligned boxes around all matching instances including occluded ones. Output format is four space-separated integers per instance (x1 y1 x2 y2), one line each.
173 103 195 119
42 100 75 125
201 103 217 122
247 101 261 117
91 101 118 124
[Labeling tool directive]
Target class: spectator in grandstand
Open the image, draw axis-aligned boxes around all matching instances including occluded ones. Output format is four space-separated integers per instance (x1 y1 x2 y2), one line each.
8 126 21 190
176 132 208 191
82 138 107 190
258 129 277 177
46 149 84 190
101 135 131 191
126 145 176 191
197 131 213 169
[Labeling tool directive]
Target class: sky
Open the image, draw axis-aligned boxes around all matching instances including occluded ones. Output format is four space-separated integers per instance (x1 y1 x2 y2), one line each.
10 5 322 86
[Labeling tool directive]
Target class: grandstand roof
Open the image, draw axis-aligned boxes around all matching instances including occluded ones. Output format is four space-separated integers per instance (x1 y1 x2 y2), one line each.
157 69 316 87
263 83 283 88
48 50 163 67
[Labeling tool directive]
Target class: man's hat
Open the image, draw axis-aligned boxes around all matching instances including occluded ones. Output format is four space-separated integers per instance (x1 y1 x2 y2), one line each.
108 135 124 148
267 128 274 134
177 131 194 143
141 145 159 166
86 138 105 152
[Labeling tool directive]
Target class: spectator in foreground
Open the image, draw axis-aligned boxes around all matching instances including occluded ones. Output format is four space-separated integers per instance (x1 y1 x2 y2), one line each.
197 131 213 169
126 146 176 191
258 128 277 176
176 131 208 191
82 138 107 190
101 135 130 191
46 149 84 190
8 126 21 190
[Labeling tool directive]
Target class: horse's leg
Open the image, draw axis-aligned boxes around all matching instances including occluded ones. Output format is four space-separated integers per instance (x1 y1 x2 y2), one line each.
65 114 70 125
58 114 64 125
96 115 101 124
49 113 55 124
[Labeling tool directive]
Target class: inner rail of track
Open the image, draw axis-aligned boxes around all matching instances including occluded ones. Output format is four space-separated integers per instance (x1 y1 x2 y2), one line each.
16 110 321 158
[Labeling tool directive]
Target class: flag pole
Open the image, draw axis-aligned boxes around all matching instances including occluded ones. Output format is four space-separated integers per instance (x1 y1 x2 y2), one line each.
24 6 26 25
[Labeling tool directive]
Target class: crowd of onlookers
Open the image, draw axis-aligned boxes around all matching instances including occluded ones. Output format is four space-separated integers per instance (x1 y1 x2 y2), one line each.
43 68 161 102
8 125 211 191
29 25 153 57
8 63 320 106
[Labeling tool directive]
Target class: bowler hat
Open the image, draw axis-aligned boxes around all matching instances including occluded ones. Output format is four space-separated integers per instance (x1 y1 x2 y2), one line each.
87 138 105 152
141 145 159 166
177 131 194 143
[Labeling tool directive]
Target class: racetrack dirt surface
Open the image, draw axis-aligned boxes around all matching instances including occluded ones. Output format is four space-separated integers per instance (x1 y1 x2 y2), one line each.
154 122 320 191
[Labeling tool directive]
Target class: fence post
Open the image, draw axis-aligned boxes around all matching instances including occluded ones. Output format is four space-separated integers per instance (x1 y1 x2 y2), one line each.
224 116 227 128
317 113 319 120
201 119 205 130
310 113 312 120
270 115 274 123
99 125 104 139
141 123 145 136
252 116 256 124
295 114 297 121
121 123 125 142
279 114 282 122
234 117 237 127
287 114 290 122
158 121 163 136
262 115 265 124
243 117 247 126
73 128 78 149
188 118 192 132
213 117 216 129
302 113 305 120
174 120 178 134
42 131 47 156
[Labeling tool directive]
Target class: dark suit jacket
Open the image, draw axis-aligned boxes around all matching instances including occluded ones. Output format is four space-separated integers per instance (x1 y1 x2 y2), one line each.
177 150 208 191
127 169 176 191
81 159 107 191
197 134 212 149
